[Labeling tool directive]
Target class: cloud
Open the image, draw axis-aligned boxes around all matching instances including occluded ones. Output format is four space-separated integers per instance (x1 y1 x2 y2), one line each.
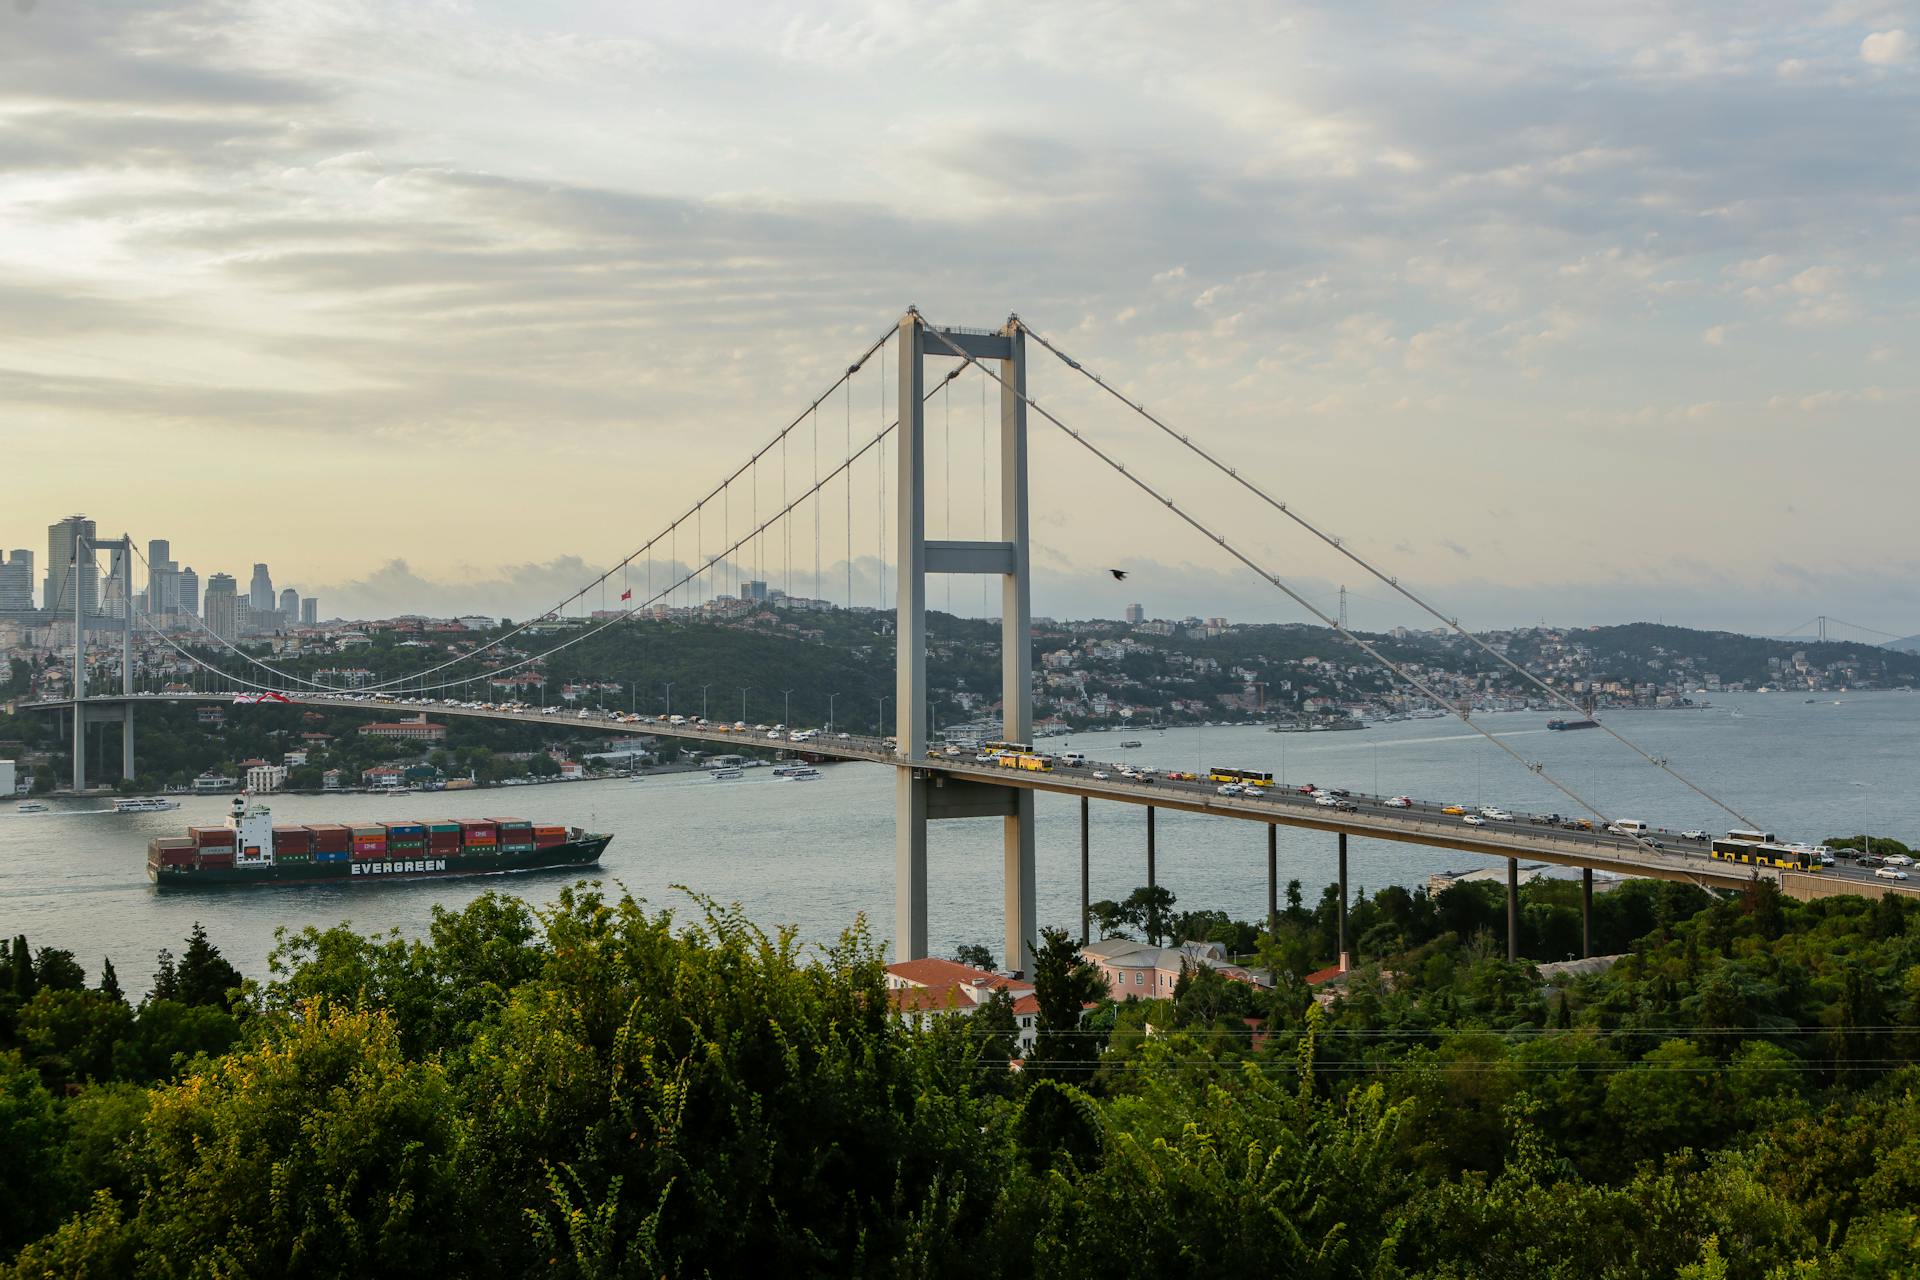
1861 29 1912 64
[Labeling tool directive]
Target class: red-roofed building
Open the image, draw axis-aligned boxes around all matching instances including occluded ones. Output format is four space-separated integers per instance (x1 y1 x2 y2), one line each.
886 957 1041 1052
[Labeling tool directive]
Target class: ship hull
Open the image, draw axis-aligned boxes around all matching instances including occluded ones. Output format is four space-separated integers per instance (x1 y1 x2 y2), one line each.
148 835 612 889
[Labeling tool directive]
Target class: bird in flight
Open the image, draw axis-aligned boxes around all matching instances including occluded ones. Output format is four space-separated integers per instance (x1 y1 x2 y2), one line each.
1108 569 1128 581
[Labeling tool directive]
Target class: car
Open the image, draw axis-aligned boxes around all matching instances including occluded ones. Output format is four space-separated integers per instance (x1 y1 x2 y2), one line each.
1682 830 1708 842
1092 770 1110 780
1297 784 1317 795
1857 855 1886 869
1217 783 1244 796
766 730 782 739
1462 814 1487 826
1386 796 1412 807
1442 805 1467 816
1314 794 1339 807
1885 854 1913 866
1480 808 1512 821
1876 867 1909 880
975 752 997 762
836 732 851 739
943 745 962 755
1334 800 1358 812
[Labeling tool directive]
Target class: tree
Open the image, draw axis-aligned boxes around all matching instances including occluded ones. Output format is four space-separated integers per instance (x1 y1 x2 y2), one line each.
1026 927 1106 1075
97 958 124 1006
956 943 997 972
971 987 1019 1064
34 948 86 994
175 924 242 1010
9 934 36 1002
149 949 178 1003
0 1050 68 1252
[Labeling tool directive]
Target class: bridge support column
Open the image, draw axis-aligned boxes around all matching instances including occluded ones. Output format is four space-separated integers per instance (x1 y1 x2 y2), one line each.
895 772 928 962
1004 790 1036 976
121 704 135 782
1337 832 1349 972
1507 857 1520 962
1267 825 1278 935
1146 806 1156 890
1080 796 1090 944
1582 867 1593 959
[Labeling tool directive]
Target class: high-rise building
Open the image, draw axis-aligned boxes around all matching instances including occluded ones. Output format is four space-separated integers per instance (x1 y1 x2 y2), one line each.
299 597 318 626
205 573 238 639
1124 602 1145 625
45 514 98 615
177 567 200 619
0 550 33 614
278 587 299 621
147 539 179 615
248 564 274 612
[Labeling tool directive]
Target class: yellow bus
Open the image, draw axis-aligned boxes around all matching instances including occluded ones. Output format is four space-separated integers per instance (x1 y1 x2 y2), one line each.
983 741 1036 757
997 752 1054 773
1208 767 1274 788
1710 838 1821 872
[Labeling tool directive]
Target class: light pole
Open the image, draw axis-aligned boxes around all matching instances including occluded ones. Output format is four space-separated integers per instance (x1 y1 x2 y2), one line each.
663 681 674 718
739 686 751 722
699 683 712 721
781 688 793 726
876 695 890 737
827 692 839 734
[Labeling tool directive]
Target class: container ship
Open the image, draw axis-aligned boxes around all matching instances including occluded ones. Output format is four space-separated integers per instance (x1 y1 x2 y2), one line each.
147 796 611 889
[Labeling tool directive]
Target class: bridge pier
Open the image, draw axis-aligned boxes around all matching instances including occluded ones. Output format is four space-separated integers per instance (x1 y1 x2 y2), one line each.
1146 805 1156 890
1080 796 1090 944
1267 824 1278 935
1582 867 1593 958
895 774 929 960
1337 832 1349 971
1507 857 1520 962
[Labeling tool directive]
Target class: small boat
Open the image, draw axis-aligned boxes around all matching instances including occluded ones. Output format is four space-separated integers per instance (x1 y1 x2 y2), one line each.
113 797 180 814
16 801 48 814
1546 718 1599 731
1119 740 1143 749
780 767 824 781
710 768 744 781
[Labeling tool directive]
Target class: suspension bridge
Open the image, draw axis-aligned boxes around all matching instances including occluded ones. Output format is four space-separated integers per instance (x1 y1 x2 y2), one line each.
23 310 1912 971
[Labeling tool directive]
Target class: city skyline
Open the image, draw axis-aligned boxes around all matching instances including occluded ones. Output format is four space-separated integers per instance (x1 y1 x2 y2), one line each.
4 2 1917 635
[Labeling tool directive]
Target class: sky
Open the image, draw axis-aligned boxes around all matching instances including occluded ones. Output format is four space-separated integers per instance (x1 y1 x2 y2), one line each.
3 0 1917 636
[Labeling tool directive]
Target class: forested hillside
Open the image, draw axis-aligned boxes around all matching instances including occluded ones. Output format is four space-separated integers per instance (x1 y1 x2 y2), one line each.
3 875 1918 1276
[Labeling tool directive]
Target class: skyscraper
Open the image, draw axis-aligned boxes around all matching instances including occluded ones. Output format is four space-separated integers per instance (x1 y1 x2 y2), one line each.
147 539 178 615
0 550 33 614
248 564 274 612
279 587 299 621
45 515 97 615
205 573 238 639
177 567 199 619
1124 602 1145 625
300 597 318 625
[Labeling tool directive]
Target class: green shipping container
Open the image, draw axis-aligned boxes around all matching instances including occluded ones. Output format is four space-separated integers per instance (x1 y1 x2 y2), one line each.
501 844 535 854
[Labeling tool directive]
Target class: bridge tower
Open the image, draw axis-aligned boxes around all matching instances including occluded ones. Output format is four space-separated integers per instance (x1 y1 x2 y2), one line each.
67 532 137 793
893 310 1037 972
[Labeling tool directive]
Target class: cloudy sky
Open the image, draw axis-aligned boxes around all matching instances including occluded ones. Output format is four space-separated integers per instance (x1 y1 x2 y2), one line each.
4 0 1916 634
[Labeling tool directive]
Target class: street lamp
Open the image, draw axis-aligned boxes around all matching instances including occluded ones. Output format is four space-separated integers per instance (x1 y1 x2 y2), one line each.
663 681 674 718
739 686 751 722
876 694 890 738
781 688 793 726
699 683 712 721
827 692 839 734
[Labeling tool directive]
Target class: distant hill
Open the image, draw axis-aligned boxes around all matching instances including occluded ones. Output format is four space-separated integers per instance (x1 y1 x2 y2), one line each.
1885 635 1920 654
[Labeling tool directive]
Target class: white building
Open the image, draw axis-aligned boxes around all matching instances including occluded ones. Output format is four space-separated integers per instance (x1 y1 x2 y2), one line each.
0 760 15 797
245 763 289 793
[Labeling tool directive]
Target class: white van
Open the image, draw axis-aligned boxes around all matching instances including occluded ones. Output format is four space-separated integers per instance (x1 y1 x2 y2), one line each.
1608 819 1650 835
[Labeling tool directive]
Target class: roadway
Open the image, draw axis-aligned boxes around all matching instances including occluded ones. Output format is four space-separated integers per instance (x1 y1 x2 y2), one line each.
28 690 1913 901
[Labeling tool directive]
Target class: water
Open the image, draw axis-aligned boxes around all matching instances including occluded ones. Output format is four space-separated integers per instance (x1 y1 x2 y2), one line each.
3 691 1916 985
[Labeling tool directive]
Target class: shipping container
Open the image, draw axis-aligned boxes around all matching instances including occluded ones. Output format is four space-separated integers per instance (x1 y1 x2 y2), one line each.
316 850 349 863
272 826 313 854
381 822 427 837
197 851 236 867
189 826 235 847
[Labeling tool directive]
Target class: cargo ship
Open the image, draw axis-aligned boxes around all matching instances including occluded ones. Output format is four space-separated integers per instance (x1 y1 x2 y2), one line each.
1546 718 1599 731
147 796 611 889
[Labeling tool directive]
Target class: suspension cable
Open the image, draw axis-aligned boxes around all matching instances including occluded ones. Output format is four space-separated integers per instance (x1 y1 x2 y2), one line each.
920 317 1688 863
1014 319 1762 834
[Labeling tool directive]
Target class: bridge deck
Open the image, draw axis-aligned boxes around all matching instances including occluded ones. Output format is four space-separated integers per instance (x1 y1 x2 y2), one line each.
29 692 1908 902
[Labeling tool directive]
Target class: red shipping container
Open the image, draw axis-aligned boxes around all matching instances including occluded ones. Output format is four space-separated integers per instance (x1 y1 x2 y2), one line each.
161 848 196 866
305 823 351 851
197 851 235 867
189 827 235 847
272 826 313 853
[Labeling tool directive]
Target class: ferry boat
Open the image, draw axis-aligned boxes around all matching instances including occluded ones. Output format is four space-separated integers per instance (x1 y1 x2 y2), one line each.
114 797 180 814
779 767 824 781
146 797 610 889
710 768 745 781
